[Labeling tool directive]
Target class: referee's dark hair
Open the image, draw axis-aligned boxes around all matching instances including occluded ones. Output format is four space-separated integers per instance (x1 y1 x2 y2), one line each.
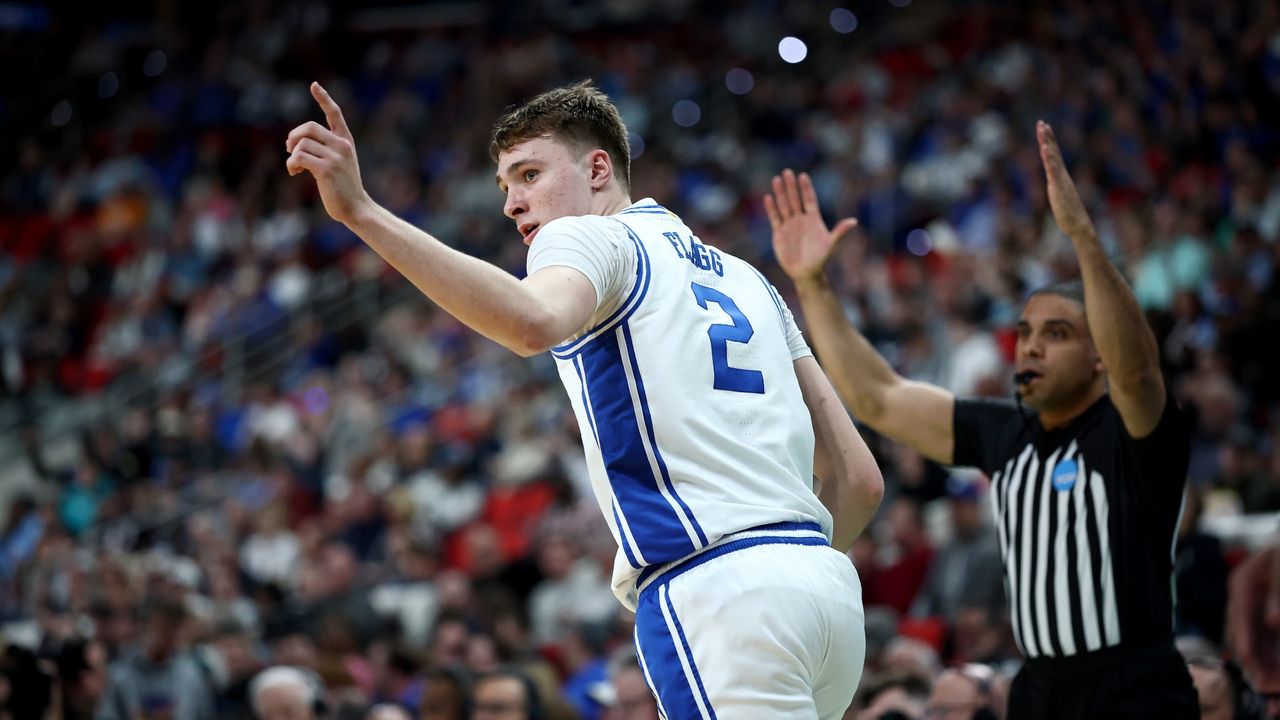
1028 279 1086 310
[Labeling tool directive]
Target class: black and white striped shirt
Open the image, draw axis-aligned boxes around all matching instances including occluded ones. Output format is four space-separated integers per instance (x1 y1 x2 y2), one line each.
952 393 1188 659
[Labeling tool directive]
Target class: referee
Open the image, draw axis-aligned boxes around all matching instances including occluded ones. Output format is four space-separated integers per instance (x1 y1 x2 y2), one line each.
763 121 1197 719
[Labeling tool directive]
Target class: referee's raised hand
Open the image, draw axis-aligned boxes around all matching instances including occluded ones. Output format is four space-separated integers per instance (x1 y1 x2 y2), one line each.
1038 120 1097 243
285 82 373 226
765 169 860 286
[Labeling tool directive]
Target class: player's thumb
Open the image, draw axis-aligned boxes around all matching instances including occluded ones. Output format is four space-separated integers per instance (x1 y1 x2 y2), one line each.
832 218 860 243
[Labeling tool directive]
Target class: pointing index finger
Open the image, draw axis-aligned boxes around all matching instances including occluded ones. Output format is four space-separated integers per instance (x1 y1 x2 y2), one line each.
311 82 352 141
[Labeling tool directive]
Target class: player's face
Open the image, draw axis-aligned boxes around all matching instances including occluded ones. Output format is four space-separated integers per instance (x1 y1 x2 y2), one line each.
496 135 595 246
1014 294 1102 412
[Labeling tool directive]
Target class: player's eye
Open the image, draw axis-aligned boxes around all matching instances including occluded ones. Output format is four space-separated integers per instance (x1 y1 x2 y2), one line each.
524 169 538 182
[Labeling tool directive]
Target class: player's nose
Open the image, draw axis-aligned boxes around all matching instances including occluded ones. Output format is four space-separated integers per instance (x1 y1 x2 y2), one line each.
503 189 527 220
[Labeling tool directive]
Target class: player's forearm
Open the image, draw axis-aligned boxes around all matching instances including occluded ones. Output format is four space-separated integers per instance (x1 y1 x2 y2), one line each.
1072 232 1161 386
800 358 884 552
347 203 556 355
812 412 883 551
793 274 901 426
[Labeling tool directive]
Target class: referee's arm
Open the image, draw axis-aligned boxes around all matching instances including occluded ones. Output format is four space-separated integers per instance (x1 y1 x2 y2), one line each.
766 169 958 467
1037 121 1166 439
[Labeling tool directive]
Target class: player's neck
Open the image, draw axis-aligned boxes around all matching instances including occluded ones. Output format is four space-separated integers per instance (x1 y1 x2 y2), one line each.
1037 383 1107 431
592 186 632 217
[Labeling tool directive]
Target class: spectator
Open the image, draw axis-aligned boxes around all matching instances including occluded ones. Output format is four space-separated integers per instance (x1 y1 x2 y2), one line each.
910 473 1004 627
368 704 413 720
250 666 327 720
1175 490 1229 645
470 668 543 720
864 498 935 616
924 664 1008 720
853 674 930 720
98 600 214 720
419 667 469 720
599 648 656 720
1184 654 1266 720
1228 542 1280 717
526 533 614 647
54 637 109 720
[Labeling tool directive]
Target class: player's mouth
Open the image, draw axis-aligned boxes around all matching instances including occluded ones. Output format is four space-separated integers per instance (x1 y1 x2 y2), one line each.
519 223 540 245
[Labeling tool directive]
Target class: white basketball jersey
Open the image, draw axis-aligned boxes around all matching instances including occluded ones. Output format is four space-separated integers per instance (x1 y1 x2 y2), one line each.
526 199 833 609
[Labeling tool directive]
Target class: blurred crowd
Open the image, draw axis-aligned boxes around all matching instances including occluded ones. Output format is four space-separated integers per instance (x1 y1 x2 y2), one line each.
2 0 1279 718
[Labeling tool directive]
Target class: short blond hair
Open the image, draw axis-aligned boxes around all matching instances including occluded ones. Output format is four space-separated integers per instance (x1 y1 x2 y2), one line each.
489 80 631 191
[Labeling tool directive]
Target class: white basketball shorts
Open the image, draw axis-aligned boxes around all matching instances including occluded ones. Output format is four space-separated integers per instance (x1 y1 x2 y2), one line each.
632 522 866 719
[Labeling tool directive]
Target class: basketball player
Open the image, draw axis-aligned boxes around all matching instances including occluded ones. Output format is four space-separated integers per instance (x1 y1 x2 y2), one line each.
286 80 883 718
765 122 1197 718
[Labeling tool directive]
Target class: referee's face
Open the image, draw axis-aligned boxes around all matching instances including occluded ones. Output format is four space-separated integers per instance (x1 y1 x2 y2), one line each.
1014 294 1103 413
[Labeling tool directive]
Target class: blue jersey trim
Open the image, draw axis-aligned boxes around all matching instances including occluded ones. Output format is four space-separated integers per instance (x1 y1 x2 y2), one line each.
577 331 701 563
747 264 786 323
635 591 707 720
620 322 709 549
613 501 642 569
638 525 828 599
551 221 651 359
662 590 718 719
572 356 600 445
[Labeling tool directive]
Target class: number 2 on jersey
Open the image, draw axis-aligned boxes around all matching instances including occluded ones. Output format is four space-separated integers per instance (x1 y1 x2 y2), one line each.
690 283 765 394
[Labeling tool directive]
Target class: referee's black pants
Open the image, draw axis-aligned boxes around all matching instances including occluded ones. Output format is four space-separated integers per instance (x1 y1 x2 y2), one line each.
1007 642 1198 720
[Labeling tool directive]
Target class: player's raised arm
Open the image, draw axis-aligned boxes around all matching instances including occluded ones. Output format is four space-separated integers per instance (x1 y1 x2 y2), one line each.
1037 122 1165 438
765 170 956 465
285 82 595 356
795 355 883 551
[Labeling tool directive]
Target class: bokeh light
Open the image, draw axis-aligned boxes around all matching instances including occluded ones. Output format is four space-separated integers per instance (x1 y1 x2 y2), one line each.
97 72 119 98
906 229 933 256
143 49 167 76
778 36 808 64
830 8 858 33
672 100 702 127
725 68 754 95
51 100 72 127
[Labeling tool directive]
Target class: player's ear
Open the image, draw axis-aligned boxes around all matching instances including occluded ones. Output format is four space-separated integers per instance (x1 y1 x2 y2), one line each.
586 149 612 190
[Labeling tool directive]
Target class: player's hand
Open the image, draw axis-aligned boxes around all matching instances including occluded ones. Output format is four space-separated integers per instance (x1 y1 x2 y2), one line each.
764 169 859 284
1038 120 1097 242
285 82 373 226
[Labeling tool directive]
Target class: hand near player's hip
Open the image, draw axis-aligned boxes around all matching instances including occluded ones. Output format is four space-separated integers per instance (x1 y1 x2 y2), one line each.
764 169 860 285
285 82 373 226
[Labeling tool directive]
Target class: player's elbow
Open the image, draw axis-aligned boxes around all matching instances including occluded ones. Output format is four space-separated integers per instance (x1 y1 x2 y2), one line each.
511 309 564 357
852 464 885 512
